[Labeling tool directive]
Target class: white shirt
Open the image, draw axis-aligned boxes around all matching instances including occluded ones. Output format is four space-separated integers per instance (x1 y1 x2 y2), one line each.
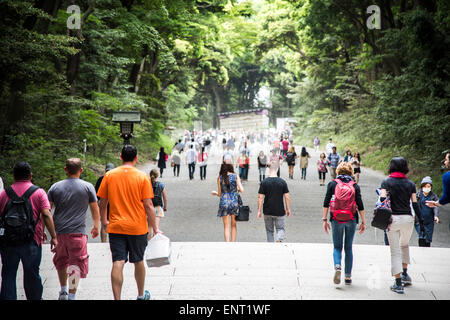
186 149 197 164
326 142 335 154
223 150 234 163
198 152 208 166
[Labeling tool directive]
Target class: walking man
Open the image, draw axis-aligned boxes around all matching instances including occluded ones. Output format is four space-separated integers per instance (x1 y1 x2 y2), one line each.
328 146 342 180
97 145 161 300
186 144 197 180
426 152 450 208
0 161 58 300
326 138 335 155
257 161 291 242
48 158 100 300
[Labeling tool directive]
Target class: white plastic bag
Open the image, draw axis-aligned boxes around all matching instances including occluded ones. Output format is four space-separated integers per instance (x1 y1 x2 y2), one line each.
145 233 171 267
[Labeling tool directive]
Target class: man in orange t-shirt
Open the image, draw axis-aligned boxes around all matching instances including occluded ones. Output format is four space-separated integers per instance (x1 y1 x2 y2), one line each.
97 144 161 300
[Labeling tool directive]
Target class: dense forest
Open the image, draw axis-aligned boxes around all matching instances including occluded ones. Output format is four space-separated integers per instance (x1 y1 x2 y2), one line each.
0 0 449 191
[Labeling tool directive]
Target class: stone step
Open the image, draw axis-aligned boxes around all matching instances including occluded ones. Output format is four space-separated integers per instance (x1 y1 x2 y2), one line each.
3 242 450 300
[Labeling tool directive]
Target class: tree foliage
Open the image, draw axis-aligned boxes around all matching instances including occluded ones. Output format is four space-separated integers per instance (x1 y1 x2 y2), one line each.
0 0 448 190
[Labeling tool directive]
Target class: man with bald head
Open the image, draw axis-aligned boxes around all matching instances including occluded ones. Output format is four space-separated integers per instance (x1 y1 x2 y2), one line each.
48 158 100 300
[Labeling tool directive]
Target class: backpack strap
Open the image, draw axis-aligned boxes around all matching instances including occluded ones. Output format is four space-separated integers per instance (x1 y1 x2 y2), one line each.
22 185 40 200
3 185 40 226
5 186 21 202
5 185 39 202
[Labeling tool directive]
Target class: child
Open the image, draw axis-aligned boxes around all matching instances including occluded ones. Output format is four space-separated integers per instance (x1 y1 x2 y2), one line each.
415 176 439 247
149 169 167 235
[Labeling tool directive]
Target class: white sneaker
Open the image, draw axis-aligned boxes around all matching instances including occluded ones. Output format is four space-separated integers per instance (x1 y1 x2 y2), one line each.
333 267 341 285
58 291 69 300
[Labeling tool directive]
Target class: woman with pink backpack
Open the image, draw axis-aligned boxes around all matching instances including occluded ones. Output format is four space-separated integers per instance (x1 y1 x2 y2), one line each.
322 162 366 285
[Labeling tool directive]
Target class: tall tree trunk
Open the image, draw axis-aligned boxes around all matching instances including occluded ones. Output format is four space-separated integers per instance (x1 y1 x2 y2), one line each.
128 44 149 93
211 83 224 129
66 0 95 95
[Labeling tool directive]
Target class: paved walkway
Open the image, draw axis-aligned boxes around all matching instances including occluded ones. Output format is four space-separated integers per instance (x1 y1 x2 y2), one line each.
8 242 450 300
133 140 450 246
6 138 449 300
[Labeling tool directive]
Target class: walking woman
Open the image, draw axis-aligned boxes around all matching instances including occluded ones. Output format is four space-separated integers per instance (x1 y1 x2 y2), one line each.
322 162 366 285
351 152 361 184
379 157 424 294
212 163 244 242
299 147 311 180
150 169 167 236
415 176 439 247
344 150 352 162
171 149 181 177
316 152 329 186
270 149 283 178
198 146 208 180
285 146 298 179
257 151 268 183
157 147 168 178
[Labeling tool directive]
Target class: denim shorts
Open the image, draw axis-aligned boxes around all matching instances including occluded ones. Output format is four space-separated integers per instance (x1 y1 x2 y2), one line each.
109 233 148 263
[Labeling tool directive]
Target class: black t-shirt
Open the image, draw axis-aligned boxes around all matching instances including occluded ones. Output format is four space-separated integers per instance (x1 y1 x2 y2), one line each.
381 177 416 215
95 175 110 214
258 177 289 216
95 175 104 194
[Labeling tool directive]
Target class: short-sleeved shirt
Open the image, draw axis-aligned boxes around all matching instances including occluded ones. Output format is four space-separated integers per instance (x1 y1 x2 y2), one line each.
172 153 181 165
151 181 165 207
281 140 289 150
328 152 341 168
48 178 97 235
223 150 233 162
0 181 50 246
258 177 289 216
97 166 154 235
381 177 416 215
186 149 197 164
273 139 280 148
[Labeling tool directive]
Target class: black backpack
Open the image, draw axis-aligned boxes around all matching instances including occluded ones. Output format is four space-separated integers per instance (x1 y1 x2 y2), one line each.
0 185 39 246
152 182 163 207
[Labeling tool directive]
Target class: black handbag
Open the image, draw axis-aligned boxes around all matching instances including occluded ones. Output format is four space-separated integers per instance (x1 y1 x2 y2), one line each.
236 205 250 221
371 194 392 230
235 194 250 221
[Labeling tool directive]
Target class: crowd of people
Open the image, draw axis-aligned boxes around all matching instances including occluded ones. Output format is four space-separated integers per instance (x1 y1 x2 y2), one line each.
163 130 366 190
0 127 449 299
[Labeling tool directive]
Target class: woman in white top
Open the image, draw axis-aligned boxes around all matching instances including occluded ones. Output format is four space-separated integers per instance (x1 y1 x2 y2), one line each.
171 149 181 177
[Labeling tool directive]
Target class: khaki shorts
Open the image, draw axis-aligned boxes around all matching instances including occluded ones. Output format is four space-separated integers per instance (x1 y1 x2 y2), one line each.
155 206 165 218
